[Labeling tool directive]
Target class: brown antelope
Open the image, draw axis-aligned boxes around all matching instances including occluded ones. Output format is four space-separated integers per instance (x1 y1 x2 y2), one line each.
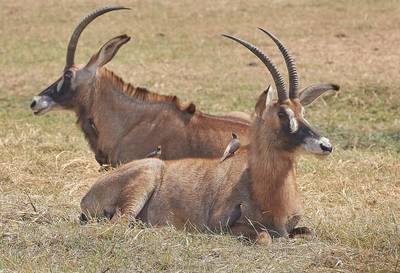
80 28 339 242
29 6 251 166
30 7 338 167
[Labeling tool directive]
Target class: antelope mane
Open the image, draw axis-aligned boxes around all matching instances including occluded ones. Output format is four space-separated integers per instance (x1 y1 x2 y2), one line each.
98 68 196 114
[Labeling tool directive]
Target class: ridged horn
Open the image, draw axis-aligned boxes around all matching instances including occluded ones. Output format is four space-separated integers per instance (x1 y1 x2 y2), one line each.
258 27 299 99
222 34 289 103
64 6 130 71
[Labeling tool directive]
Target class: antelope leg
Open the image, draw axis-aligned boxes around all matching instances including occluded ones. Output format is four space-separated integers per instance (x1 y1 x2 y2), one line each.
230 223 272 245
208 203 242 233
119 168 160 221
80 159 163 223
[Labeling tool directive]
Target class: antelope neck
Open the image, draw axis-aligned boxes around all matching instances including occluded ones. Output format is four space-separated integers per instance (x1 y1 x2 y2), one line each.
248 121 297 220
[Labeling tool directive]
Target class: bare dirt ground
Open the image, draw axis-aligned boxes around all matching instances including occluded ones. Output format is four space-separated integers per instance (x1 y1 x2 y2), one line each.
1 0 399 272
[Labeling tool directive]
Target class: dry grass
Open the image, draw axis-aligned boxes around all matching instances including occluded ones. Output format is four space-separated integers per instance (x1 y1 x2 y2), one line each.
1 0 399 272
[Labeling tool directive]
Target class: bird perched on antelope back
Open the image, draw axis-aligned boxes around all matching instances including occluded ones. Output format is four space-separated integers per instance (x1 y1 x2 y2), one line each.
146 145 162 158
220 133 240 162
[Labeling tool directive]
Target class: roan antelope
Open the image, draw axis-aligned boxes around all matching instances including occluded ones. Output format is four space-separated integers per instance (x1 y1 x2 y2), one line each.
29 6 250 166
80 28 340 242
30 7 338 167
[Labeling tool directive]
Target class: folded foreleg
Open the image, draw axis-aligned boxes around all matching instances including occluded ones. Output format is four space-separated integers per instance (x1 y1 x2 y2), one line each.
118 162 163 220
80 158 164 222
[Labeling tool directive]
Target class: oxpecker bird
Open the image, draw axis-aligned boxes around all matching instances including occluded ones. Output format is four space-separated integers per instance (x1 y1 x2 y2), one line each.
145 145 162 158
220 133 240 162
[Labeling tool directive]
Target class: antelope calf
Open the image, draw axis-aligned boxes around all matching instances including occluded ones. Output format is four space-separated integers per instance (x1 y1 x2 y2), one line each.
30 7 337 167
80 28 339 241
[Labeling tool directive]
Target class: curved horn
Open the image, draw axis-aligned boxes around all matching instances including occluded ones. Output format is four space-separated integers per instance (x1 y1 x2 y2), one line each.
64 6 130 71
258 28 299 100
222 34 288 103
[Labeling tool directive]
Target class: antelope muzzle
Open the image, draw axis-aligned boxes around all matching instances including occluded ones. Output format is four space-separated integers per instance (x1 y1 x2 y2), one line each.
298 122 333 155
31 80 60 115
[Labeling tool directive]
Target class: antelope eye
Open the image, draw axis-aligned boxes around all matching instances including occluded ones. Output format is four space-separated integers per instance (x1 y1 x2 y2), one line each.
64 70 73 80
277 111 286 118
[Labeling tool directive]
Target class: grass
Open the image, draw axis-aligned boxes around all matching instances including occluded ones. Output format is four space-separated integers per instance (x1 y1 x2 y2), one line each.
1 0 399 272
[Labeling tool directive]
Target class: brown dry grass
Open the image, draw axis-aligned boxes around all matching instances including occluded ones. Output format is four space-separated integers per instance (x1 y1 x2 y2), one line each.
0 0 399 272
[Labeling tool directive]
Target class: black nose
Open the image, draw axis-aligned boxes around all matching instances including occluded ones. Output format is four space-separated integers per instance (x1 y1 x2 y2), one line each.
320 143 332 153
30 100 36 109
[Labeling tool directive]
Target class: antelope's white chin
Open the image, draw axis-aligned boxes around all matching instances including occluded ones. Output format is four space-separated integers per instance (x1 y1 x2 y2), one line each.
303 137 333 156
31 95 56 116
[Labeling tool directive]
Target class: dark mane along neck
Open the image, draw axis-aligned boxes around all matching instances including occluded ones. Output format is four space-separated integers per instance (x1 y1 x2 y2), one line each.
97 68 196 114
76 68 197 165
248 117 301 226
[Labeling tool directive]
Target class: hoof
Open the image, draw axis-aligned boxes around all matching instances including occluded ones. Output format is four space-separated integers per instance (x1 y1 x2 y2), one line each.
98 164 113 172
79 213 88 224
289 227 314 240
255 231 272 245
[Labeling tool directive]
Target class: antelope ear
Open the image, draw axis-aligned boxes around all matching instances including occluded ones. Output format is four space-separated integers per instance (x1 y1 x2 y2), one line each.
85 35 131 73
299 83 340 106
255 85 275 117
265 85 275 107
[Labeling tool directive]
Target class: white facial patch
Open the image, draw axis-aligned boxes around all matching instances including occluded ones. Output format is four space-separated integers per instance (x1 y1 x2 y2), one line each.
31 95 57 115
56 78 64 92
303 137 332 155
285 108 298 133
320 137 331 149
300 106 305 118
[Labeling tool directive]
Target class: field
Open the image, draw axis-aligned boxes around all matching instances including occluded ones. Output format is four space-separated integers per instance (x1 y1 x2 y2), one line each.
1 0 400 272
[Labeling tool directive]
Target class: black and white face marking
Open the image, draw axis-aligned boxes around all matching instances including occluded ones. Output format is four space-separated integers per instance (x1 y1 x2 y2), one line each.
278 106 299 135
30 70 75 115
284 107 298 133
298 116 333 155
278 105 333 155
56 77 65 92
303 136 332 155
30 79 61 115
